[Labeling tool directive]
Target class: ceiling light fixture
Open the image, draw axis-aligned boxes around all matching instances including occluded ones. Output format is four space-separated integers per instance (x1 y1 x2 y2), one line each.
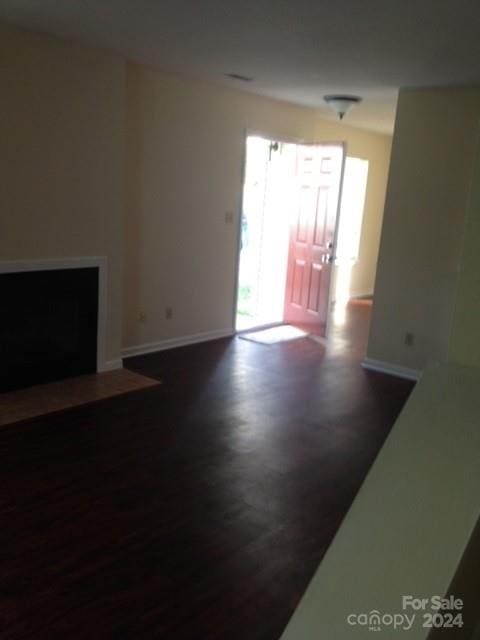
324 95 362 120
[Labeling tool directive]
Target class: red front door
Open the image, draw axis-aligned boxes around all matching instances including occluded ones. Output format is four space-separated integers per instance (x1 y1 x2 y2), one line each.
283 144 344 335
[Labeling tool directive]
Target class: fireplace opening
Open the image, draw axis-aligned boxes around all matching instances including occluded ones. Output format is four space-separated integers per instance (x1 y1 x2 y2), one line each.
0 267 98 393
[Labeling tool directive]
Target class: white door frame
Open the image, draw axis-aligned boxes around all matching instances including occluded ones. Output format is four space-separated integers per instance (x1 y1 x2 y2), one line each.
232 130 306 334
324 142 347 339
232 131 347 339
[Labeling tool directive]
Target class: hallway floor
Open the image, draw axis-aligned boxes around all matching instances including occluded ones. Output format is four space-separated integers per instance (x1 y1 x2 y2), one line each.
0 300 413 639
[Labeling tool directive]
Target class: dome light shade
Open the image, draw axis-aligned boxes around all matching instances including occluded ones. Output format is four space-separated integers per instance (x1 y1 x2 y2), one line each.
324 95 362 120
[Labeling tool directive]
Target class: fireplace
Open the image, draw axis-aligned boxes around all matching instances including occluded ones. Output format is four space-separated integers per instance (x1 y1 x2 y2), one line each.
0 260 105 393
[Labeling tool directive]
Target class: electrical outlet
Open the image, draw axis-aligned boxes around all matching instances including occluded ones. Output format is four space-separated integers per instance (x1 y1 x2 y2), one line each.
224 211 234 224
404 332 415 347
165 306 173 320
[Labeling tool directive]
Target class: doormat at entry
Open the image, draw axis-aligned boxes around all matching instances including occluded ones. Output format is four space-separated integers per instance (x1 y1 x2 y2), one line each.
239 325 308 345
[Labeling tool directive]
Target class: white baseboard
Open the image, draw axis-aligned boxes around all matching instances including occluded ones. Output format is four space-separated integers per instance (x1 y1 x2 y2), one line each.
99 358 124 372
331 291 373 304
121 328 235 359
362 357 421 381
350 290 373 300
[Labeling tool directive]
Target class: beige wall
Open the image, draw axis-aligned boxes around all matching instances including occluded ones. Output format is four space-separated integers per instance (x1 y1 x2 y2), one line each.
352 143 392 297
0 23 391 358
0 25 126 363
448 124 480 367
368 87 480 372
123 63 391 350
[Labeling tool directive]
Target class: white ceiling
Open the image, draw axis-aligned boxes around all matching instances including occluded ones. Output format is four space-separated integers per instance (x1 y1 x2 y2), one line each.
2 0 480 134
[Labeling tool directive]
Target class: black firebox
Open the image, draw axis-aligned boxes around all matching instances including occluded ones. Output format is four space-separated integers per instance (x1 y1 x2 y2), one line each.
0 267 98 393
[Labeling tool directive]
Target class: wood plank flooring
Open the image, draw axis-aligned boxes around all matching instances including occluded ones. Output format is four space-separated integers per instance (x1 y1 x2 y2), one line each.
0 301 413 639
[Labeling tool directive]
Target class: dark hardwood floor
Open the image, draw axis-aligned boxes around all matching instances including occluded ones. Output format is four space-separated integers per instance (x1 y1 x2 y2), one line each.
0 301 413 639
